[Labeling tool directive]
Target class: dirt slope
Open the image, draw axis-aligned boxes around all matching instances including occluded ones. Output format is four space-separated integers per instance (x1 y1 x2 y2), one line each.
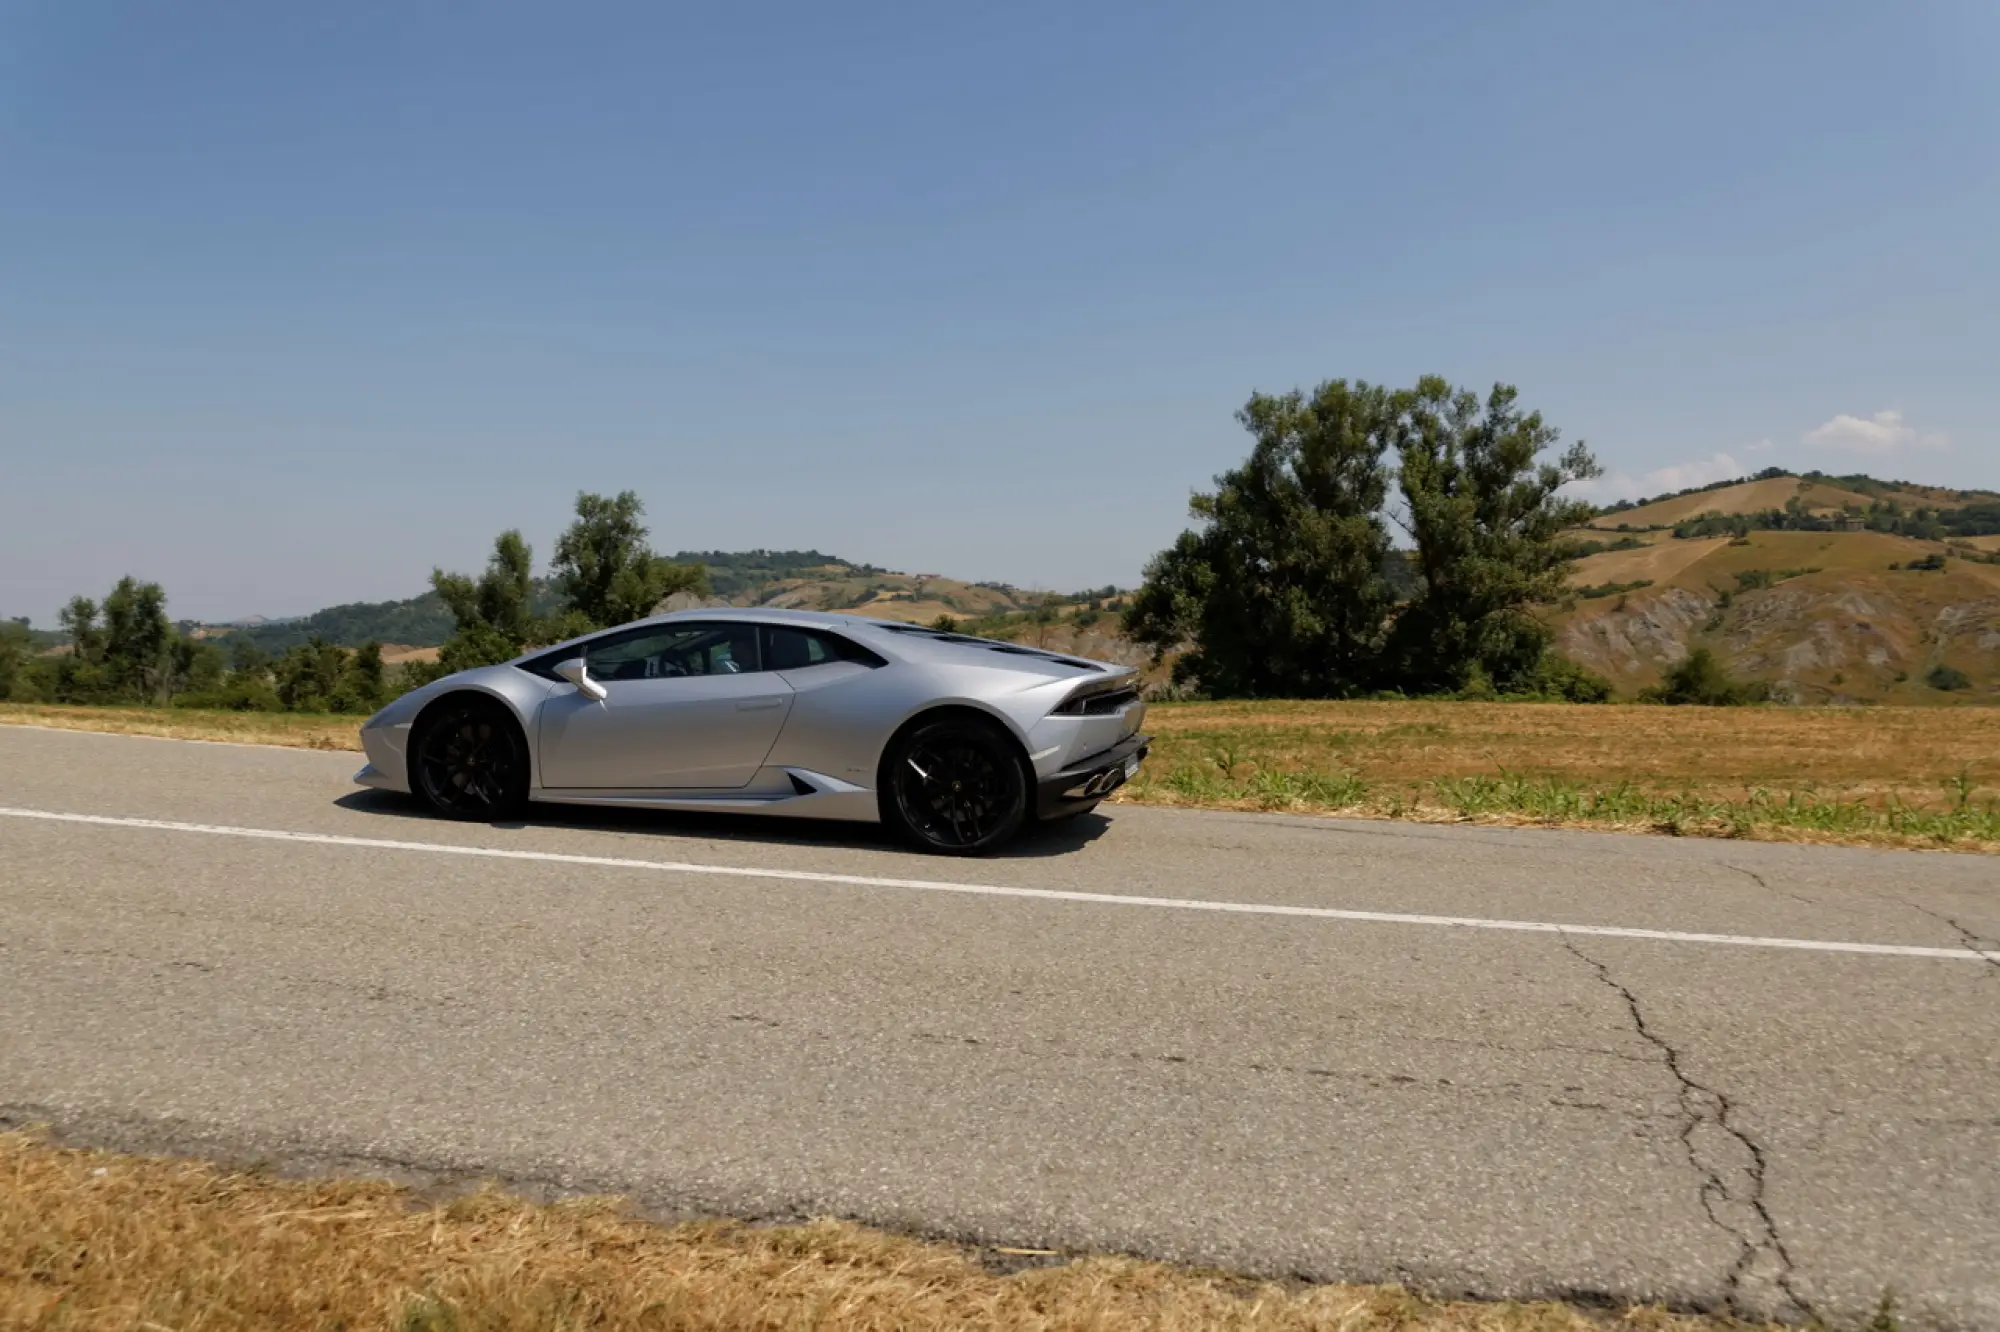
1555 530 2000 703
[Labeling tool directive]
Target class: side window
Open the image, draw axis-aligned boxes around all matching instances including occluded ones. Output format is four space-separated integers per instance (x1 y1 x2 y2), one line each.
761 626 888 670
761 626 832 671
582 623 764 681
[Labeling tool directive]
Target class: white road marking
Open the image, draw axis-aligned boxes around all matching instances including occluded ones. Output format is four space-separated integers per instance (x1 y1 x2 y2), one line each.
2 805 1994 963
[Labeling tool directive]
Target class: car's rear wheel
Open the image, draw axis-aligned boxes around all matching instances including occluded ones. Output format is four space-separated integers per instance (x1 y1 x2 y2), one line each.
411 696 530 821
882 715 1029 855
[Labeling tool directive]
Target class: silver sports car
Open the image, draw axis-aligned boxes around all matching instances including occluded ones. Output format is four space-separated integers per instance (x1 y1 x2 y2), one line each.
354 608 1149 854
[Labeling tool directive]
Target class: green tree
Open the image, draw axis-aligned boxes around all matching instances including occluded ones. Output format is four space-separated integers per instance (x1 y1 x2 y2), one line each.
53 595 110 702
0 618 32 701
59 597 103 661
1125 380 1397 697
170 636 227 697
333 640 389 712
1386 379 1601 692
433 529 538 672
100 576 175 701
228 637 271 678
274 637 351 711
550 491 707 630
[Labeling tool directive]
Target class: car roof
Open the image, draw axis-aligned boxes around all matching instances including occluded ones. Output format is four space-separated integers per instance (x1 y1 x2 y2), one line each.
625 606 888 631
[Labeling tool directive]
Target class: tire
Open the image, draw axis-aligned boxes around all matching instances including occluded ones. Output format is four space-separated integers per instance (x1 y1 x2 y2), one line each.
410 696 530 821
880 714 1030 855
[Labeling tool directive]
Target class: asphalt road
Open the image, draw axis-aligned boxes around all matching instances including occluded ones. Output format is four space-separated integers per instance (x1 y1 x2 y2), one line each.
3 725 1997 1328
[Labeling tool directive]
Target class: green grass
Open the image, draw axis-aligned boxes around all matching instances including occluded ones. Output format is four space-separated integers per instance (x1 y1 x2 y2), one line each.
1132 763 2000 848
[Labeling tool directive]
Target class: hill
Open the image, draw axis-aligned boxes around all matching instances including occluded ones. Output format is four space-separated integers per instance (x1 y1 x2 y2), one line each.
1555 528 2000 703
1551 469 2000 702
1588 468 2000 537
181 469 2000 704
198 555 1117 653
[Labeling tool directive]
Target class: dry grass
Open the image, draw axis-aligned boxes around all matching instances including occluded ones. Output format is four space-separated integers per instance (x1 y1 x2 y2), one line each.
1117 701 2000 852
1582 477 1808 528
1133 700 1998 796
0 1132 1752 1332
0 703 361 751
1566 538 1730 587
1582 477 1899 530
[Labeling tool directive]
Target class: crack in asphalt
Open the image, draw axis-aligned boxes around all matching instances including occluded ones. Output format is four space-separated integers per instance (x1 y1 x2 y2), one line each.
1903 902 2000 976
1721 862 1821 911
1560 937 1816 1323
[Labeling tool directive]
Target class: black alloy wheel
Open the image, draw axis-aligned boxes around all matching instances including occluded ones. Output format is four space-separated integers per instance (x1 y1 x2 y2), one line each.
412 699 529 821
884 716 1030 855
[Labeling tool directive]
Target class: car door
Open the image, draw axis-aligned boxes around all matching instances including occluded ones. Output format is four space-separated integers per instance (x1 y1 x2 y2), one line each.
536 622 794 789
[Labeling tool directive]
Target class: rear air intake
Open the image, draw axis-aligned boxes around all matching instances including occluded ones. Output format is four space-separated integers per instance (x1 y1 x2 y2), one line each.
1053 684 1140 716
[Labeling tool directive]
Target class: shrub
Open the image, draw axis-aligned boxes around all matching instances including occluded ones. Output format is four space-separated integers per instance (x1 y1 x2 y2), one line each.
1640 647 1769 706
1575 578 1653 600
1927 664 1972 692
174 675 283 712
1528 653 1615 703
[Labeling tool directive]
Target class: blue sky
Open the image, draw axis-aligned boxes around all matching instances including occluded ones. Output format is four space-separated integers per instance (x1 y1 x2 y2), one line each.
3 1 1994 624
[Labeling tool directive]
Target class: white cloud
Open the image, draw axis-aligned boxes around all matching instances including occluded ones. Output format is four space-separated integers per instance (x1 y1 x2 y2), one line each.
1563 471 1642 505
1802 410 1949 456
1641 451 1743 493
1564 450 1752 507
1745 437 1775 453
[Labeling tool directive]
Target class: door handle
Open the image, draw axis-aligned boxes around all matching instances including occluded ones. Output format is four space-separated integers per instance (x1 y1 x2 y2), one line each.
736 697 785 711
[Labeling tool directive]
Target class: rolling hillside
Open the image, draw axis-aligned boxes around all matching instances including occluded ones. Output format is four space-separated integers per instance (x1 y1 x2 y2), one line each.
198 553 1111 653
1588 468 2000 536
180 471 2000 703
1560 510 2000 704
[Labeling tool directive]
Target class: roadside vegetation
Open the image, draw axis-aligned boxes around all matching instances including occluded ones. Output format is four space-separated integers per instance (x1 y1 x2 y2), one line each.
7 697 1996 854
0 1131 1766 1332
1121 700 2000 851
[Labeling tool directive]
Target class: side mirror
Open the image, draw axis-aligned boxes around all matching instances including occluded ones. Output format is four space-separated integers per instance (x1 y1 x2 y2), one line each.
553 657 607 702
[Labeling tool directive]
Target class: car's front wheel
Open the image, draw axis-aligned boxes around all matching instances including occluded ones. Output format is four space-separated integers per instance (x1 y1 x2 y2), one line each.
881 715 1030 855
410 696 530 821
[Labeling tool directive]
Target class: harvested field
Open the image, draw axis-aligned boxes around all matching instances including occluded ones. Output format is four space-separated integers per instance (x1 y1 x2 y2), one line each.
1134 700 1997 797
1117 700 2000 851
1584 477 1876 529
1566 537 1730 587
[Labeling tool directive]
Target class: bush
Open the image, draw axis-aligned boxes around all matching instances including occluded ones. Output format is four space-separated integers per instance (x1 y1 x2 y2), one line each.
1527 653 1615 703
1907 553 1947 572
393 659 451 693
1445 652 1613 703
1927 664 1972 692
1575 578 1653 600
174 675 283 712
1640 647 1769 706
